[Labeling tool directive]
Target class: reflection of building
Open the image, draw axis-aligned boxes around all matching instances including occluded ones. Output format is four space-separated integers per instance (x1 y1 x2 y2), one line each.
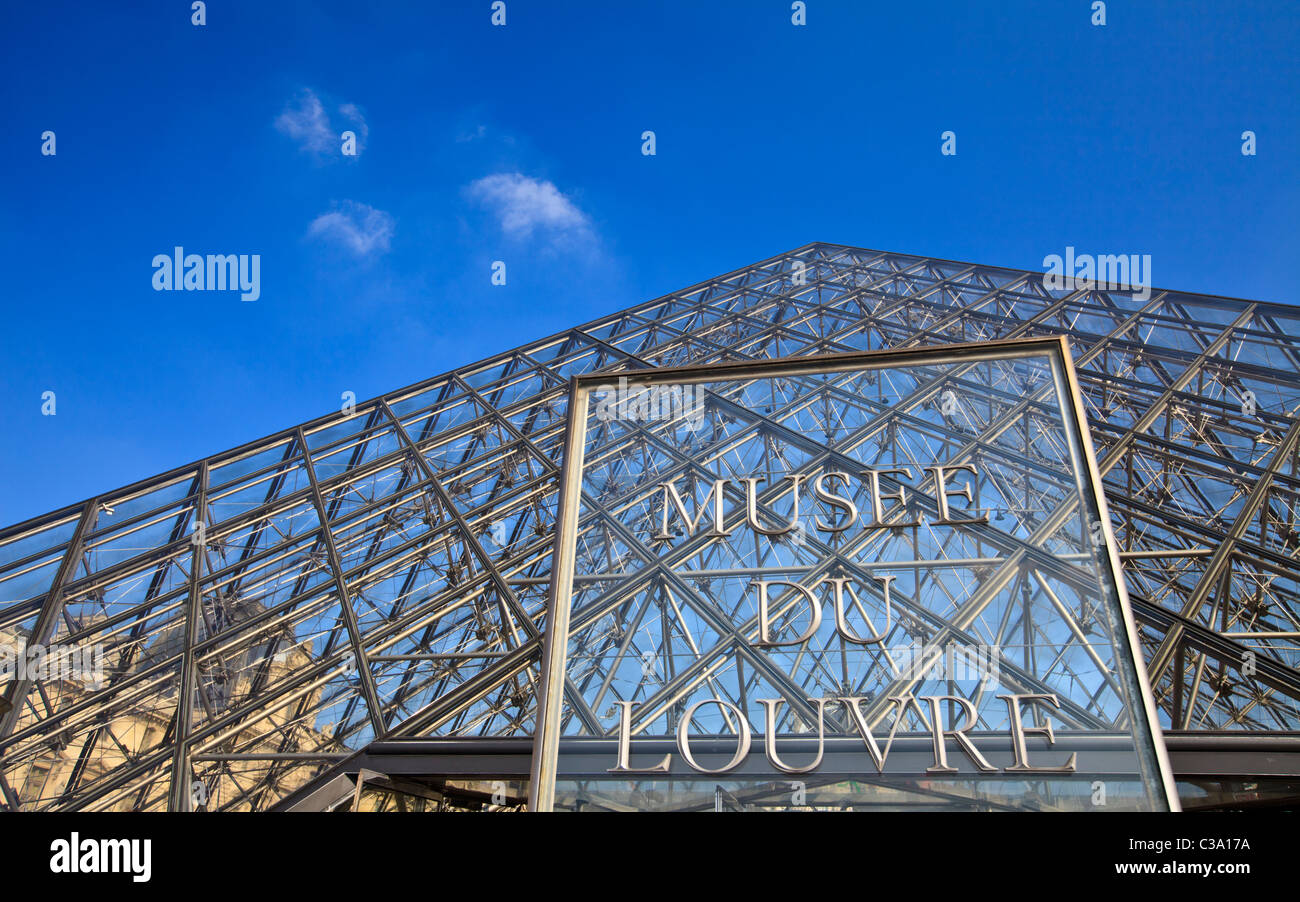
1 244 1298 811
1 609 330 810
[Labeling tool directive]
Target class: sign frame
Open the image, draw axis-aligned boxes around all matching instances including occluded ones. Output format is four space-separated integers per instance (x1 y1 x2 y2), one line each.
528 336 1180 811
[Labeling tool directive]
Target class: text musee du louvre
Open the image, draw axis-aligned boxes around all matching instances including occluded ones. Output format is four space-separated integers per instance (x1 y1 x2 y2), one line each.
607 463 1081 777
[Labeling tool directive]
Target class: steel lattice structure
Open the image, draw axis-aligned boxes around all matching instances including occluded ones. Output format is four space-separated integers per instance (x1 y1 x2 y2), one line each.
2 243 1298 811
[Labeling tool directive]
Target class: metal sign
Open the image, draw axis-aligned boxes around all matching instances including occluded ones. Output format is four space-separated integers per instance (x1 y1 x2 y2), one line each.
530 336 1178 811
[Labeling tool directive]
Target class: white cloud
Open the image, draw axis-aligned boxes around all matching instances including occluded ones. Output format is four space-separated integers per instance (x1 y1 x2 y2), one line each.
307 201 394 257
338 102 369 142
466 173 592 240
276 89 367 156
456 124 487 143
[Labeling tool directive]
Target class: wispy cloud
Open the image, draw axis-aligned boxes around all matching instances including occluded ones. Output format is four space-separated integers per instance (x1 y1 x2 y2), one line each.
456 124 487 143
466 173 592 243
275 89 368 157
307 201 394 257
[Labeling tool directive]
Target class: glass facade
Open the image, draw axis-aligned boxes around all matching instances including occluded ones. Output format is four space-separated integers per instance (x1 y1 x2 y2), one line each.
534 340 1174 810
0 244 1297 811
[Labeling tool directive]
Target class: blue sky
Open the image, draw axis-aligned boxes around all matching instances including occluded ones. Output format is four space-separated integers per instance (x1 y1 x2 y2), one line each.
1 0 1296 526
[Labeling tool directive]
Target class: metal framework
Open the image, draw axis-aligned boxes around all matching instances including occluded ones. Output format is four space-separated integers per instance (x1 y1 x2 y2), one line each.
1 243 1298 811
530 337 1177 811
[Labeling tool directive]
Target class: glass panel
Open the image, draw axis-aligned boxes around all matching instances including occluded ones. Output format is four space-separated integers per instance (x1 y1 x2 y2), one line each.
538 340 1175 811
